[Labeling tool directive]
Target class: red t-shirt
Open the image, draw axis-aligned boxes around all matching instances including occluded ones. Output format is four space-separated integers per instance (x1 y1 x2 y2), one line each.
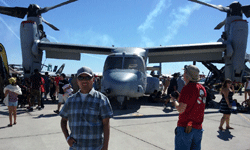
40 77 45 93
55 76 60 85
177 82 206 129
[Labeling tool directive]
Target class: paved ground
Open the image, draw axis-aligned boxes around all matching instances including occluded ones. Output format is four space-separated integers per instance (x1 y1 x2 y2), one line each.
0 93 250 150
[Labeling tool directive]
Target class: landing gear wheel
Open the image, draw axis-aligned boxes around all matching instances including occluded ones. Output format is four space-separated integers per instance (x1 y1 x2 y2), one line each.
117 96 128 110
119 100 127 110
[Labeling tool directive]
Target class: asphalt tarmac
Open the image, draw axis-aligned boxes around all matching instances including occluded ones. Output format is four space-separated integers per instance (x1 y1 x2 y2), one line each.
0 93 250 150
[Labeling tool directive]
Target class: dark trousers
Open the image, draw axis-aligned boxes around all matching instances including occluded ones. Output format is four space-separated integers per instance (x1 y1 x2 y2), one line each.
30 89 41 107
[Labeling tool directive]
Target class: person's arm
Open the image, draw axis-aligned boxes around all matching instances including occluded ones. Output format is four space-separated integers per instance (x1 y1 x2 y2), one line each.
63 84 72 93
174 99 187 114
173 98 192 133
173 86 177 92
102 118 110 150
231 85 235 94
172 90 187 114
4 90 9 97
61 117 76 147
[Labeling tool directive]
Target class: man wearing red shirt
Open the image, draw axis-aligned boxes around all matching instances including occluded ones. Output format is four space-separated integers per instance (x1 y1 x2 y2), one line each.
173 65 206 150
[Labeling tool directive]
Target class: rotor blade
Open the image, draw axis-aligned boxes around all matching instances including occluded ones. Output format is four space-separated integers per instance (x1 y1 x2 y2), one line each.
0 6 28 18
188 0 229 12
242 5 250 18
214 19 226 30
42 18 59 31
39 0 77 14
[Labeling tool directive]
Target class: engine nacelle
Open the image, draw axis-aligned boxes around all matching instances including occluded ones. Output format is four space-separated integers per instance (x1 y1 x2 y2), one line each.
20 20 43 78
224 19 248 82
145 74 159 94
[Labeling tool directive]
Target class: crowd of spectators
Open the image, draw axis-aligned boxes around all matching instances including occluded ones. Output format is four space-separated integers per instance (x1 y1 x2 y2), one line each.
0 70 104 111
1 71 77 111
1 66 250 149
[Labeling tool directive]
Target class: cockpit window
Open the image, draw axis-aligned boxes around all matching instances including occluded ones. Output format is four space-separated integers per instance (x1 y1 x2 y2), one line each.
124 57 144 72
104 56 145 72
104 57 123 71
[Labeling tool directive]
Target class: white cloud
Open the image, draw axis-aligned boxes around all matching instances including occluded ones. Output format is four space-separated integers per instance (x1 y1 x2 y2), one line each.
163 3 201 43
141 37 155 47
138 0 169 33
0 1 20 41
47 35 59 43
138 0 171 47
0 17 20 40
0 0 10 7
163 0 212 44
64 29 115 47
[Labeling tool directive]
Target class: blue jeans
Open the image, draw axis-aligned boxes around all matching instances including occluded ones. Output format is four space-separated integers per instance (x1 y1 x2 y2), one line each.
175 126 203 150
9 101 18 106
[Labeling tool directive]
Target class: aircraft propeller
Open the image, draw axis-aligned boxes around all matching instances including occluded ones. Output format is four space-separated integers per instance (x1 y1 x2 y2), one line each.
189 0 250 29
0 0 77 31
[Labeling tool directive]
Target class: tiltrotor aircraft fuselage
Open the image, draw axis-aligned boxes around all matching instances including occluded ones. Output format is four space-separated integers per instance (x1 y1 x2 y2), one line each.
0 0 249 107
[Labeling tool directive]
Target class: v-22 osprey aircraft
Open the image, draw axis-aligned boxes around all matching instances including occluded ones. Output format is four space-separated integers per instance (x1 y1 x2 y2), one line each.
0 0 249 107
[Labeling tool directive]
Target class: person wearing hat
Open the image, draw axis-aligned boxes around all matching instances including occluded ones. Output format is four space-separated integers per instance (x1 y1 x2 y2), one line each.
173 65 207 150
60 67 113 150
54 73 70 114
4 77 22 127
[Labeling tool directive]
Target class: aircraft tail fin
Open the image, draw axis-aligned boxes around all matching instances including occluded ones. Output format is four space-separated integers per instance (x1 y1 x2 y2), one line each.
55 64 65 75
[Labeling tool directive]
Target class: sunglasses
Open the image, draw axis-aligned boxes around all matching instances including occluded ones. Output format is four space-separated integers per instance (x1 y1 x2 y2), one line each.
77 75 93 81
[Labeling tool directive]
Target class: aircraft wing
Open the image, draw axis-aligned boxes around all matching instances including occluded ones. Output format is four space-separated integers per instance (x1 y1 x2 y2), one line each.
145 42 226 63
38 41 115 60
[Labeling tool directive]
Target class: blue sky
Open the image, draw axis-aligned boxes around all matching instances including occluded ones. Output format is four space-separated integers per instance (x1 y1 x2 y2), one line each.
0 0 250 76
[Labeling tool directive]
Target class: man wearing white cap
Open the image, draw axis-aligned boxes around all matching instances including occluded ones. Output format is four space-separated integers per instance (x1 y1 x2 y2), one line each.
173 65 207 150
60 66 113 150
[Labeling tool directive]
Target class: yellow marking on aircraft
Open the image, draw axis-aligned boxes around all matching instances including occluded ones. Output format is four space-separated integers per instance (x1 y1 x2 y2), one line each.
0 43 9 73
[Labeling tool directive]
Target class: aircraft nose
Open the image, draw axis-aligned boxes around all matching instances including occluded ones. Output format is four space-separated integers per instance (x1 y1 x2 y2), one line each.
109 71 137 82
103 71 142 96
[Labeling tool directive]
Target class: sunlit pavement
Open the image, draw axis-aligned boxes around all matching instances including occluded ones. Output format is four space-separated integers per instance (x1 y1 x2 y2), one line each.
0 93 249 150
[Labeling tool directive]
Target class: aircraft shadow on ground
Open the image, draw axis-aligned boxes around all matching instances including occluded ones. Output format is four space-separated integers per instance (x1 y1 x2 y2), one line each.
110 96 165 116
113 111 219 120
112 96 221 119
217 130 235 141
111 100 141 116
